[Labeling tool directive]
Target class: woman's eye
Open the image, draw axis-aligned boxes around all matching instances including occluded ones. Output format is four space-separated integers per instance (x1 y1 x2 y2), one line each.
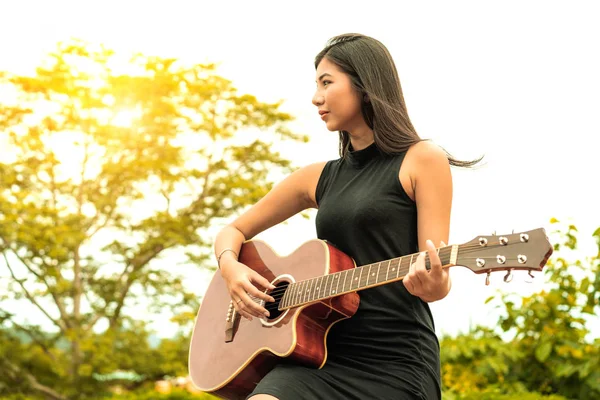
323 80 331 86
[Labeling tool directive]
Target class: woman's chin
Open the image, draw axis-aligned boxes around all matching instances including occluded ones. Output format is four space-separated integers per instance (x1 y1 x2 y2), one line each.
324 121 339 132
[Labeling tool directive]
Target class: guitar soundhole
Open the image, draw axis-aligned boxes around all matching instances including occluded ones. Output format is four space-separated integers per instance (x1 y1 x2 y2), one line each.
265 281 290 320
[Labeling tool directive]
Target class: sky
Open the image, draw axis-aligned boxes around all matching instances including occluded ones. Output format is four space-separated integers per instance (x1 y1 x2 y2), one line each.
0 0 599 338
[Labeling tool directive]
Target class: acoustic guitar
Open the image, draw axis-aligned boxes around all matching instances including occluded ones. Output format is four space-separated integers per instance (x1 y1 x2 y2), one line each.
189 228 553 399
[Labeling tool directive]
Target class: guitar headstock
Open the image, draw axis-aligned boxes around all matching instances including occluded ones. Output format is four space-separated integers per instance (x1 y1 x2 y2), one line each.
457 228 553 279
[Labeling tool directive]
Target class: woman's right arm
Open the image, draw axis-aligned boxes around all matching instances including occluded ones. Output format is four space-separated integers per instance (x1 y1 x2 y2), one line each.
214 161 327 320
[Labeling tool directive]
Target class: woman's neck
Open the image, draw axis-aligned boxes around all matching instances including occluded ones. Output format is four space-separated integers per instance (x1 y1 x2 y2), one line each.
347 129 374 151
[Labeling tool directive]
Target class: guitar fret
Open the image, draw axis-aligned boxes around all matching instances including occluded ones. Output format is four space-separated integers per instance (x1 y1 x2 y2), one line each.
407 254 414 276
385 260 390 281
369 263 377 286
295 281 303 306
297 280 303 306
314 276 322 300
398 257 405 277
326 273 333 296
292 281 299 307
305 280 310 301
370 263 377 286
320 275 326 299
310 278 316 302
347 269 353 290
287 283 297 307
302 278 311 304
291 283 298 307
308 278 315 303
328 273 336 296
360 265 369 288
334 272 341 295
442 248 450 265
350 268 357 290
325 274 333 297
342 269 350 293
375 262 382 284
333 273 338 294
321 274 330 299
299 281 305 305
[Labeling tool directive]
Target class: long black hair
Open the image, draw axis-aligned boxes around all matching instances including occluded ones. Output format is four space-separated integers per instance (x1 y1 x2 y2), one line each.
315 33 482 167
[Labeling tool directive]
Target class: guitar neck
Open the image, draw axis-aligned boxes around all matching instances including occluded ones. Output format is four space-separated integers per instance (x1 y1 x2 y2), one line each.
279 245 458 309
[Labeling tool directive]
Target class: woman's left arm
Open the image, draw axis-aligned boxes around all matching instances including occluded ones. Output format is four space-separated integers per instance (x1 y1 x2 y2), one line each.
402 141 453 302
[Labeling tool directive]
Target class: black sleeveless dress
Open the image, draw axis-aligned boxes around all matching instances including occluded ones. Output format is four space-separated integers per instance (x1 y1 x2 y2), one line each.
248 143 441 400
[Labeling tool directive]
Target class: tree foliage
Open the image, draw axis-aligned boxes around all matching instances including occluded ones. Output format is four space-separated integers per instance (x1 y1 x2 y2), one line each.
441 220 600 399
0 39 306 399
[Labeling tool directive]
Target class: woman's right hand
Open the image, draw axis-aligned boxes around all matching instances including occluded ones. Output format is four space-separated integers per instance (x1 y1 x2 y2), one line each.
220 260 276 321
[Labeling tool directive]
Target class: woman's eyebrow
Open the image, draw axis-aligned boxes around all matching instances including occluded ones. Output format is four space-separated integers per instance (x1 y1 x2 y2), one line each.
316 73 333 83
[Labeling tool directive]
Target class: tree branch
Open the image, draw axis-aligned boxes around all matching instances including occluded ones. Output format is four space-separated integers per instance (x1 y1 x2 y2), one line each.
83 285 106 332
85 310 104 332
108 244 166 328
183 162 213 218
2 252 67 333
7 248 71 330
86 203 117 238
0 356 67 400
8 319 58 364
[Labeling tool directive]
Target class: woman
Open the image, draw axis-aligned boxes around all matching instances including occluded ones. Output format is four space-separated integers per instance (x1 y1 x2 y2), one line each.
214 33 479 400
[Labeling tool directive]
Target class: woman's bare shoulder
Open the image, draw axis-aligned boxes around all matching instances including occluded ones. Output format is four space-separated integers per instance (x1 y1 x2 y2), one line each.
406 140 448 164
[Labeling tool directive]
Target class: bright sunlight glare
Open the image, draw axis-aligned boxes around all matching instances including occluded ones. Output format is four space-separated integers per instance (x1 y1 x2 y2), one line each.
111 108 141 128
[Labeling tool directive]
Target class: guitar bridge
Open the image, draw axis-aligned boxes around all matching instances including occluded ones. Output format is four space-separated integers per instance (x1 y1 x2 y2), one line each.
224 300 238 342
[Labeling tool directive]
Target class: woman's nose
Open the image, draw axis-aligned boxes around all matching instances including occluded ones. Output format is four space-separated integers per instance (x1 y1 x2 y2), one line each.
312 93 324 106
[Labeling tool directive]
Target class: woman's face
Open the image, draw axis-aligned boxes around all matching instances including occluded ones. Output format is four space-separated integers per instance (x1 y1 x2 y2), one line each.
313 58 364 133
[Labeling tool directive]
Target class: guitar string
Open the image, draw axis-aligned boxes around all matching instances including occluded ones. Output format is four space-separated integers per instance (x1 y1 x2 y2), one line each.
247 259 533 313
260 244 523 297
255 248 529 299
239 244 537 309
232 242 542 321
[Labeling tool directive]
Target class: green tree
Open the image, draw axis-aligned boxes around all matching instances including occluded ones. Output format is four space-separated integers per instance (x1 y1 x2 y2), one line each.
440 220 600 399
496 221 600 398
0 39 307 399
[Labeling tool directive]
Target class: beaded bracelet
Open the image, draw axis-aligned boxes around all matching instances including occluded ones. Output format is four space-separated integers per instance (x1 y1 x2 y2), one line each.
217 248 238 269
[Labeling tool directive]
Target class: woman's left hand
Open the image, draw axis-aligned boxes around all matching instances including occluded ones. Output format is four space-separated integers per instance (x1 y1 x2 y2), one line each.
403 239 451 302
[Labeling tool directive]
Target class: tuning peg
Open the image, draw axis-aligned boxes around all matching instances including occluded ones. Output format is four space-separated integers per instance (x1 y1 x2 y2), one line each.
485 272 491 286
524 270 535 284
503 269 513 283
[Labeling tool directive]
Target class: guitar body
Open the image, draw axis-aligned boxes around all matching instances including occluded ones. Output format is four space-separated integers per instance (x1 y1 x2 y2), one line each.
188 239 360 399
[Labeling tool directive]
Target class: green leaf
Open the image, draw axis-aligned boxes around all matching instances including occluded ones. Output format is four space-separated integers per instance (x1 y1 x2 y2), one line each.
555 363 578 378
580 277 590 293
535 341 553 362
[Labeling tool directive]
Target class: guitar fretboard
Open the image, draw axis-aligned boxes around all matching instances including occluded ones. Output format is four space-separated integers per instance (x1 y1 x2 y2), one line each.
279 246 454 309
